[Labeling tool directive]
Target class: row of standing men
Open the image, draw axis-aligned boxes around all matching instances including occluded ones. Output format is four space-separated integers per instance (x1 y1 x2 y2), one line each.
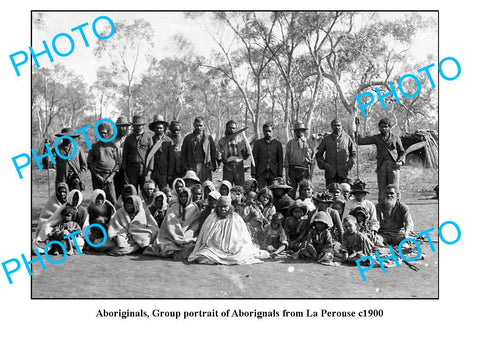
52 114 404 205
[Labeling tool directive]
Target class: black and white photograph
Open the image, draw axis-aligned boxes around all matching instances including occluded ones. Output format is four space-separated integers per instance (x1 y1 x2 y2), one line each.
1 0 478 338
29 10 439 298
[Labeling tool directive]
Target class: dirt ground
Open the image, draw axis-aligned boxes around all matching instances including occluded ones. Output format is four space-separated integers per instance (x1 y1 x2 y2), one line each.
31 155 439 299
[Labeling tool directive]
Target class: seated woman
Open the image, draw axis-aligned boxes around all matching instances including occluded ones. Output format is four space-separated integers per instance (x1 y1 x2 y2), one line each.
188 196 268 265
144 187 201 259
86 189 116 248
170 178 186 205
35 182 68 238
108 195 159 256
202 180 216 198
34 189 89 254
149 191 168 227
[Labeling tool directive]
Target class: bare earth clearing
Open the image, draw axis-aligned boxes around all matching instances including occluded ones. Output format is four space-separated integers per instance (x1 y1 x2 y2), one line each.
31 154 438 299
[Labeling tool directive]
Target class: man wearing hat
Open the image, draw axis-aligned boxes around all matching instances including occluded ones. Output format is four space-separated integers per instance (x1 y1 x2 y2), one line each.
145 114 175 191
87 121 120 204
284 121 315 198
121 115 153 192
316 119 356 186
167 120 184 181
217 120 251 187
181 117 217 182
113 116 131 197
355 117 405 200
251 122 283 189
54 127 87 191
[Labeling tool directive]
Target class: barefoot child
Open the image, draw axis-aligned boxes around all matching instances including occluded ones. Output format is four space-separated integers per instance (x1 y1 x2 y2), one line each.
265 213 288 257
47 206 82 255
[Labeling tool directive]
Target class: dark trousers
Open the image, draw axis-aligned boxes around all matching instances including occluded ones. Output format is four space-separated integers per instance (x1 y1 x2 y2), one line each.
256 169 276 189
288 165 309 198
126 163 145 193
223 162 245 187
152 173 168 191
377 160 400 201
325 175 349 187
114 169 126 198
91 172 116 205
194 163 212 182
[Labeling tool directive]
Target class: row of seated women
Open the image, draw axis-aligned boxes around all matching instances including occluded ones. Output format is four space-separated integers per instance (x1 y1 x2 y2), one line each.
33 177 375 266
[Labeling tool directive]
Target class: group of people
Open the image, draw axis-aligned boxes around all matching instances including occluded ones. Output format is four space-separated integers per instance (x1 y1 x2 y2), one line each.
33 114 416 266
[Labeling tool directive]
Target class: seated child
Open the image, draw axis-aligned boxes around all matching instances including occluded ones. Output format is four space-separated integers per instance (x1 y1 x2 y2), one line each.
350 206 384 247
283 200 309 251
340 215 375 264
219 180 232 197
149 191 168 227
230 186 245 215
162 186 173 205
244 178 258 195
298 211 336 264
265 213 288 257
47 206 82 255
191 184 203 203
243 192 267 248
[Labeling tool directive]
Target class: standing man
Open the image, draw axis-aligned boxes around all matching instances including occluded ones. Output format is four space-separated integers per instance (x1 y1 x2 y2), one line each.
284 121 315 198
122 115 153 192
251 123 283 189
145 114 175 190
54 127 87 191
87 121 119 204
217 120 251 187
113 116 130 198
167 120 184 182
356 117 405 201
181 117 217 182
315 119 356 186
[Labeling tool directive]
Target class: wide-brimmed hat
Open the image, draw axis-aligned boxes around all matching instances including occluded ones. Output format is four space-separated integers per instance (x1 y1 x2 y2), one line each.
115 116 130 127
310 211 333 228
288 199 308 216
269 177 292 191
149 114 169 131
291 121 308 130
183 170 201 183
131 115 146 126
55 127 80 138
313 191 334 203
350 179 369 194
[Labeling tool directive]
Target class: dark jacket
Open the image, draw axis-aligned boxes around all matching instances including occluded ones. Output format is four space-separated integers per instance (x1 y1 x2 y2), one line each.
180 132 217 172
315 132 356 180
122 132 153 169
251 138 283 177
146 134 175 177
357 133 405 170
